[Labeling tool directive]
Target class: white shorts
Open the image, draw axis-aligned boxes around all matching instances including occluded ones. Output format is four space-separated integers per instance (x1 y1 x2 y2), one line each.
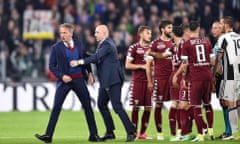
219 80 240 102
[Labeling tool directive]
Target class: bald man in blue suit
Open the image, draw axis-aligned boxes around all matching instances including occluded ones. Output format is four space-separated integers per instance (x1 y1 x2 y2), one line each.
35 23 102 143
71 25 136 142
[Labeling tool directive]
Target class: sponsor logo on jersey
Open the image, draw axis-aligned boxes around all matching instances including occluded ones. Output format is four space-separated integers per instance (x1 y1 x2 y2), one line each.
136 48 145 54
157 42 166 49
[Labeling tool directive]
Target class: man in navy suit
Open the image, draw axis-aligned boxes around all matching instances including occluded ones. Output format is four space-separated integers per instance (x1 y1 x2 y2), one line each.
71 25 136 142
35 23 102 143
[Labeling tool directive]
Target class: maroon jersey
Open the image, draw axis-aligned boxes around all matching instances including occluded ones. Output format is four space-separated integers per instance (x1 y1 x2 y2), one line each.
149 38 173 79
181 37 213 81
171 39 184 72
127 43 149 81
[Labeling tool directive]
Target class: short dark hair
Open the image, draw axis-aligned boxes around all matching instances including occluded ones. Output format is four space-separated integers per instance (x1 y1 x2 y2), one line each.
223 16 234 28
189 21 200 31
158 20 172 33
212 19 220 24
60 23 74 33
181 23 189 32
172 26 183 37
138 25 151 34
212 20 222 28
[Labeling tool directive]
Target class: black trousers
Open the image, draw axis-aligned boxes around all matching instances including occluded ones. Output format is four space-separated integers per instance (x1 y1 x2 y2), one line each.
98 83 135 134
45 78 97 137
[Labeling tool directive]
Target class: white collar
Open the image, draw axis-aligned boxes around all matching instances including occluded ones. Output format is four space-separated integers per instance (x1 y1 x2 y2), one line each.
64 39 74 48
99 38 107 45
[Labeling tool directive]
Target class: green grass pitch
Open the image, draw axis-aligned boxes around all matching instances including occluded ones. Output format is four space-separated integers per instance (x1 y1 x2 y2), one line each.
0 110 239 144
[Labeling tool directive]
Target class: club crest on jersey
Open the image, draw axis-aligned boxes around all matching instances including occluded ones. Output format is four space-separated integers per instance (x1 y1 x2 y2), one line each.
134 100 139 105
157 42 166 49
136 48 145 54
158 95 163 100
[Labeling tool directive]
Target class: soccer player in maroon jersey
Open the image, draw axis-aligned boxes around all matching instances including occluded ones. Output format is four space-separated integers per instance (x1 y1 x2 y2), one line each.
175 21 214 142
182 24 190 42
156 25 193 141
149 26 185 141
167 26 185 141
125 26 152 139
146 20 174 140
175 24 195 141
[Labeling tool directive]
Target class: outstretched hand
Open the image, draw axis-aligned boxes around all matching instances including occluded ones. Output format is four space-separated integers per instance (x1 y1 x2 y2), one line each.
70 60 79 67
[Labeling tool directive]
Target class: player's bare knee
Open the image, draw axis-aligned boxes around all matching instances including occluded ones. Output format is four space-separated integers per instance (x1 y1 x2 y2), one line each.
228 101 236 108
155 103 162 108
179 101 189 110
220 99 227 107
170 100 178 108
237 99 240 106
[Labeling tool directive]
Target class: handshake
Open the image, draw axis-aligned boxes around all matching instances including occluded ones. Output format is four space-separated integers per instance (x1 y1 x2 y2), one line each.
70 59 84 67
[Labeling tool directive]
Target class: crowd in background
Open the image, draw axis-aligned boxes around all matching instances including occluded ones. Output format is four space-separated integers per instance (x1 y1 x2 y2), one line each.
0 0 240 82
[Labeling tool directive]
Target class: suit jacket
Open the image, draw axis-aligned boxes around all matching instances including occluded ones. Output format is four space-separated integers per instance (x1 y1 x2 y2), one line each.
49 39 92 83
84 37 124 88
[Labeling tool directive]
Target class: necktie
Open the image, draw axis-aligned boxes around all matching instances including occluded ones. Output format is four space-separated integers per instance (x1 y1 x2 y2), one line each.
66 42 74 51
67 43 71 49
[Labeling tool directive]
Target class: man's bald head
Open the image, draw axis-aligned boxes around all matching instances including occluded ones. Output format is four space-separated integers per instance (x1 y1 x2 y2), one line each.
95 25 109 42
211 21 224 38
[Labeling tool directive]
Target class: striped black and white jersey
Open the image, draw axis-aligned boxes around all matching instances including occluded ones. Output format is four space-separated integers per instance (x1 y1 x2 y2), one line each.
217 31 240 80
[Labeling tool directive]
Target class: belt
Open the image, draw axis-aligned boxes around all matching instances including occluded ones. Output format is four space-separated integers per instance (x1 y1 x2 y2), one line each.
69 73 83 79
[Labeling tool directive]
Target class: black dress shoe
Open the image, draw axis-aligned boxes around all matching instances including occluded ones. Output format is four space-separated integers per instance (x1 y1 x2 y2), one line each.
126 133 136 142
88 134 103 142
102 132 116 141
35 133 52 143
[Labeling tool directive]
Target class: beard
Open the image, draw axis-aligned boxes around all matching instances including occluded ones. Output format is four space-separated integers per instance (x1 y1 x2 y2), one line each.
164 32 172 38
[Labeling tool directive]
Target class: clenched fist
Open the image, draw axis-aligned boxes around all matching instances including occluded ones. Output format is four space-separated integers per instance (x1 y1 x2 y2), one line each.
70 59 84 67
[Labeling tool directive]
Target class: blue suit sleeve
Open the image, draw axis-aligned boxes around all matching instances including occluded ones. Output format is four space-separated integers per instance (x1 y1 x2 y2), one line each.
84 42 111 64
49 46 64 79
83 52 93 73
78 41 93 75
